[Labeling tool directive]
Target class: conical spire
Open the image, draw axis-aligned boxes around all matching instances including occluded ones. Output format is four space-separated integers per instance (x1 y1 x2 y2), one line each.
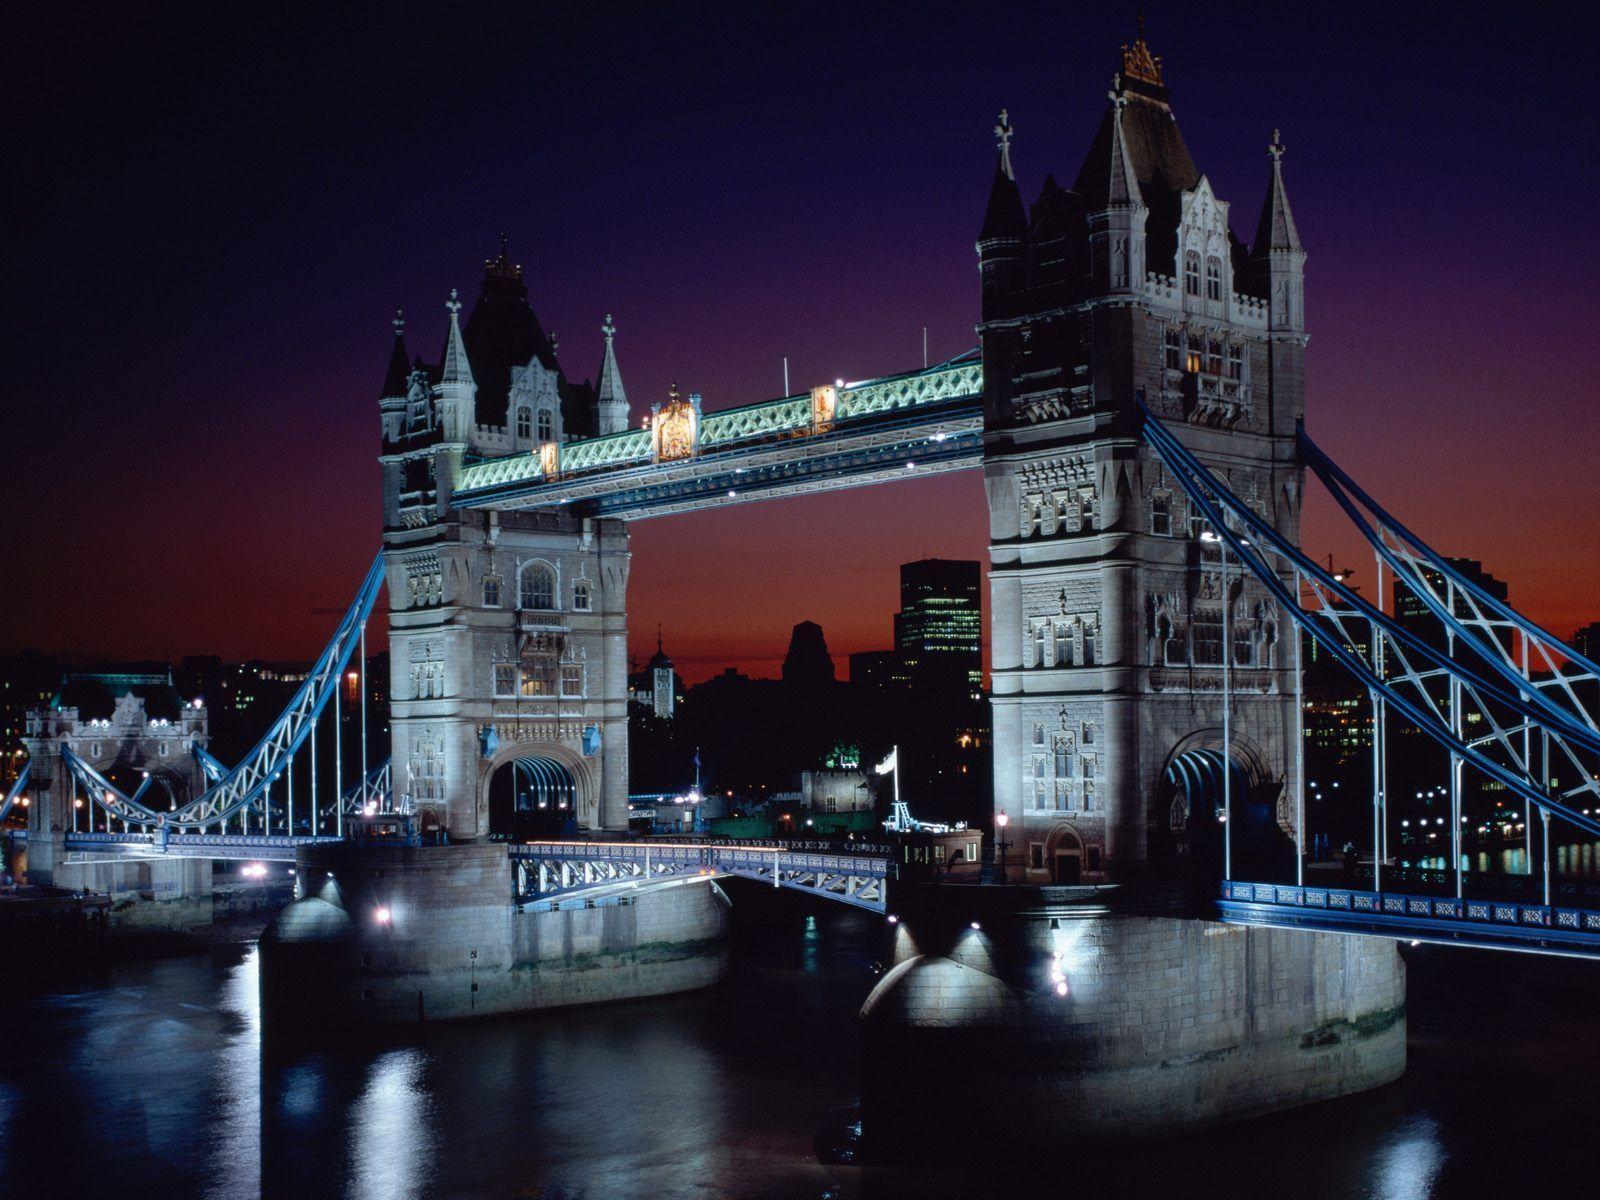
597 313 627 410
440 288 474 386
1253 130 1302 255
1098 80 1143 209
380 308 410 399
979 108 1026 241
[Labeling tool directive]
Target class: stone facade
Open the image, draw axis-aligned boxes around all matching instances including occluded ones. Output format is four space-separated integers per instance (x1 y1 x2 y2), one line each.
979 33 1307 884
260 842 728 1025
379 247 633 835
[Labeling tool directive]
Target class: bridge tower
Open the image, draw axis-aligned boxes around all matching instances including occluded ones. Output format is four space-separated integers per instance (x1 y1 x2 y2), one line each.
379 244 633 836
980 33 1307 883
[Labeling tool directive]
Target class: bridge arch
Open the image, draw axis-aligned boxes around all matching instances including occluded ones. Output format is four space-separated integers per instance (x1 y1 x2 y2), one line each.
1150 731 1286 876
480 740 594 839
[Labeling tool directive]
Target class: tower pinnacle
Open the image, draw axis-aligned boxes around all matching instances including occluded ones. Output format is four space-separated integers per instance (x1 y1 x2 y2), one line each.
440 288 474 386
994 109 1015 181
380 307 411 399
596 312 629 434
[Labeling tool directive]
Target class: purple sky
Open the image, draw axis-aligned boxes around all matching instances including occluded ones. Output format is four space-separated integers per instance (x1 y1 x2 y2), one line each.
9 4 1599 681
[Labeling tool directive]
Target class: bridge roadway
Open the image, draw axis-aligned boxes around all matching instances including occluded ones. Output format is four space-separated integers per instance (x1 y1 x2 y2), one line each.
451 358 983 519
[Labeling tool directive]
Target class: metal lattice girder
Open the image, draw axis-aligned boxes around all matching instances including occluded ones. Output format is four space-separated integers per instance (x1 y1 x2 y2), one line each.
1140 401 1600 843
1 761 29 823
62 830 338 862
509 840 890 911
1303 429 1600 748
67 556 386 831
452 356 984 511
321 759 393 820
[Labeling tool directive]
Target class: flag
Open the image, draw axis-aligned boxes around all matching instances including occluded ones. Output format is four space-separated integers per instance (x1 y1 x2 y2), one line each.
874 749 897 776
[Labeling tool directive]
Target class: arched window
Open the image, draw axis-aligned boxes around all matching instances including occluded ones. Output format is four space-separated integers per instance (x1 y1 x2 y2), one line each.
482 576 501 608
1183 251 1201 296
519 562 556 611
537 409 554 441
572 578 591 611
515 408 532 439
1205 256 1222 300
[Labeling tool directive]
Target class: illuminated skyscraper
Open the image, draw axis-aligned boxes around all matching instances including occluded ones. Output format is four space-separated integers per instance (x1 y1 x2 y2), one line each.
894 559 981 696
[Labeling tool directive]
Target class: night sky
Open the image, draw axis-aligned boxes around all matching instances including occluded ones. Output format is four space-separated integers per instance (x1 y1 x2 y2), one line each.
10 3 1599 682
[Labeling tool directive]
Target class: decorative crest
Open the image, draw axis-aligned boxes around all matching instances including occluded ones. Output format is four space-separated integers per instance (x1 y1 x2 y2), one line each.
1120 17 1164 87
668 382 681 405
994 108 1015 180
1269 129 1285 164
393 308 405 337
484 232 522 280
445 288 462 318
602 313 617 341
1108 73 1128 108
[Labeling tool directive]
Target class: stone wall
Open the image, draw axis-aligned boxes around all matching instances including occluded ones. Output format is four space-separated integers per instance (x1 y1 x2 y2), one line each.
861 884 1404 1150
261 842 727 1026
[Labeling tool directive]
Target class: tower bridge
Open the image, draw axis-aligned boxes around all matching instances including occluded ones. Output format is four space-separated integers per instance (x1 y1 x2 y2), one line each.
13 21 1600 1144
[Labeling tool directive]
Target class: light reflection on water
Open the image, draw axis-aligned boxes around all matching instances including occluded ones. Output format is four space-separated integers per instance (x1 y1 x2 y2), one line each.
2 889 1599 1199
1403 838 1600 878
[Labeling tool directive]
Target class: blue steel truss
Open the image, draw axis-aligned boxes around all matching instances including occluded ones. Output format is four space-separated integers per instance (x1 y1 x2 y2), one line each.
63 556 385 832
510 840 889 912
1 762 29 824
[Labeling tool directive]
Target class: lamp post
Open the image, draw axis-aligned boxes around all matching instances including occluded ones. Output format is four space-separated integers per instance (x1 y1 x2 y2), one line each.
995 812 1009 884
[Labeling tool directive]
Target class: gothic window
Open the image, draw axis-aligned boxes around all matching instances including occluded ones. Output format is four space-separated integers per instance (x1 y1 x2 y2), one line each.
1206 340 1224 376
537 409 554 441
1205 256 1222 301
1083 620 1098 666
1227 343 1244 381
483 576 501 608
519 562 556 611
1186 333 1203 374
1030 843 1045 870
1033 723 1046 746
493 664 516 698
1032 625 1047 668
1193 606 1224 665
1233 613 1254 667
1034 756 1048 780
560 663 585 698
519 655 558 698
1040 499 1058 536
515 408 532 439
1054 622 1074 667
1156 612 1176 663
1183 251 1201 296
1083 781 1096 812
1151 491 1172 536
1113 237 1129 288
1053 739 1074 782
1082 755 1096 781
1078 487 1096 530
1164 328 1183 371
1262 619 1279 669
411 741 441 802
1023 495 1044 536
1082 721 1094 746
572 578 591 611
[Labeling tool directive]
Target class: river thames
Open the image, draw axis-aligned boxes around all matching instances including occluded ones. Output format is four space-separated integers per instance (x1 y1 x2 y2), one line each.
2 883 1598 1199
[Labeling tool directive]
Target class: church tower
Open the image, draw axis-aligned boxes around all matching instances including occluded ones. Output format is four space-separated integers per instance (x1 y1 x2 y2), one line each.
981 27 1308 884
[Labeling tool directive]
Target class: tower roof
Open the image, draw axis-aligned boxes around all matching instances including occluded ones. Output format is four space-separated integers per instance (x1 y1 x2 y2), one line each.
647 627 672 670
979 110 1027 242
380 309 410 399
597 313 627 411
1085 84 1144 210
1071 24 1198 271
461 236 561 428
1253 130 1303 255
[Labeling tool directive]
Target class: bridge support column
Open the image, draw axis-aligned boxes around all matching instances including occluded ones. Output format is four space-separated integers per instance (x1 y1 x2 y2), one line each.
861 884 1405 1151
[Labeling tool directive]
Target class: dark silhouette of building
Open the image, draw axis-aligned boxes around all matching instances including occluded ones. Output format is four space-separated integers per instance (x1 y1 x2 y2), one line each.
781 621 836 691
894 558 982 697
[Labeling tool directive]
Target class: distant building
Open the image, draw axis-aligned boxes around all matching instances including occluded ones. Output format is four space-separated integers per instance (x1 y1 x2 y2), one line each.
848 649 901 696
894 559 981 696
1574 621 1600 662
781 621 836 691
1392 558 1510 654
628 632 681 719
795 768 873 815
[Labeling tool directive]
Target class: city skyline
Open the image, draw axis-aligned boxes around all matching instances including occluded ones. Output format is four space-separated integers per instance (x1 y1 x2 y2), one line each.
10 5 1599 682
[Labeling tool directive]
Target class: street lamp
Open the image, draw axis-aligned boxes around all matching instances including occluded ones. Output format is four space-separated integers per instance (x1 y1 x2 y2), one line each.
995 812 1009 883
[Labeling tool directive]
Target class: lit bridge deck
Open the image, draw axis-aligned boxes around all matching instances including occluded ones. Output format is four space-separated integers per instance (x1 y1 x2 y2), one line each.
61 831 341 862
510 839 891 912
452 359 983 519
1218 880 1600 959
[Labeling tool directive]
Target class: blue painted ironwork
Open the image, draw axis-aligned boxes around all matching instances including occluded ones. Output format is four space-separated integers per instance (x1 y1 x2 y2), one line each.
1218 880 1600 958
1 762 29 824
510 839 890 912
1139 401 1600 846
62 830 339 862
64 556 386 832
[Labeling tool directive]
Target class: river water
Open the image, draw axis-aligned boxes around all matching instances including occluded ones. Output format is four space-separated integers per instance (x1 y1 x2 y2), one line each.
2 884 1598 1200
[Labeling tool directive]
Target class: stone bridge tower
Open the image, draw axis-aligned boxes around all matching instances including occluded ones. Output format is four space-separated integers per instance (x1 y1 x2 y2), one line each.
378 244 632 837
980 31 1307 883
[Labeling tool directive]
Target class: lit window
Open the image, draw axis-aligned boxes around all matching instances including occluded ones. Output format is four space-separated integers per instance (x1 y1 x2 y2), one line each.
519 563 556 611
537 409 554 441
515 408 532 439
483 577 501 607
1184 251 1201 296
520 656 558 698
1205 256 1221 301
572 579 591 611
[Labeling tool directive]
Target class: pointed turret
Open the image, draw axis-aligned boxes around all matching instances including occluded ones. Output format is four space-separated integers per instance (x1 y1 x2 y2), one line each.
380 309 411 399
1084 79 1148 294
596 314 629 434
1250 130 1306 332
977 109 1027 313
437 289 477 443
